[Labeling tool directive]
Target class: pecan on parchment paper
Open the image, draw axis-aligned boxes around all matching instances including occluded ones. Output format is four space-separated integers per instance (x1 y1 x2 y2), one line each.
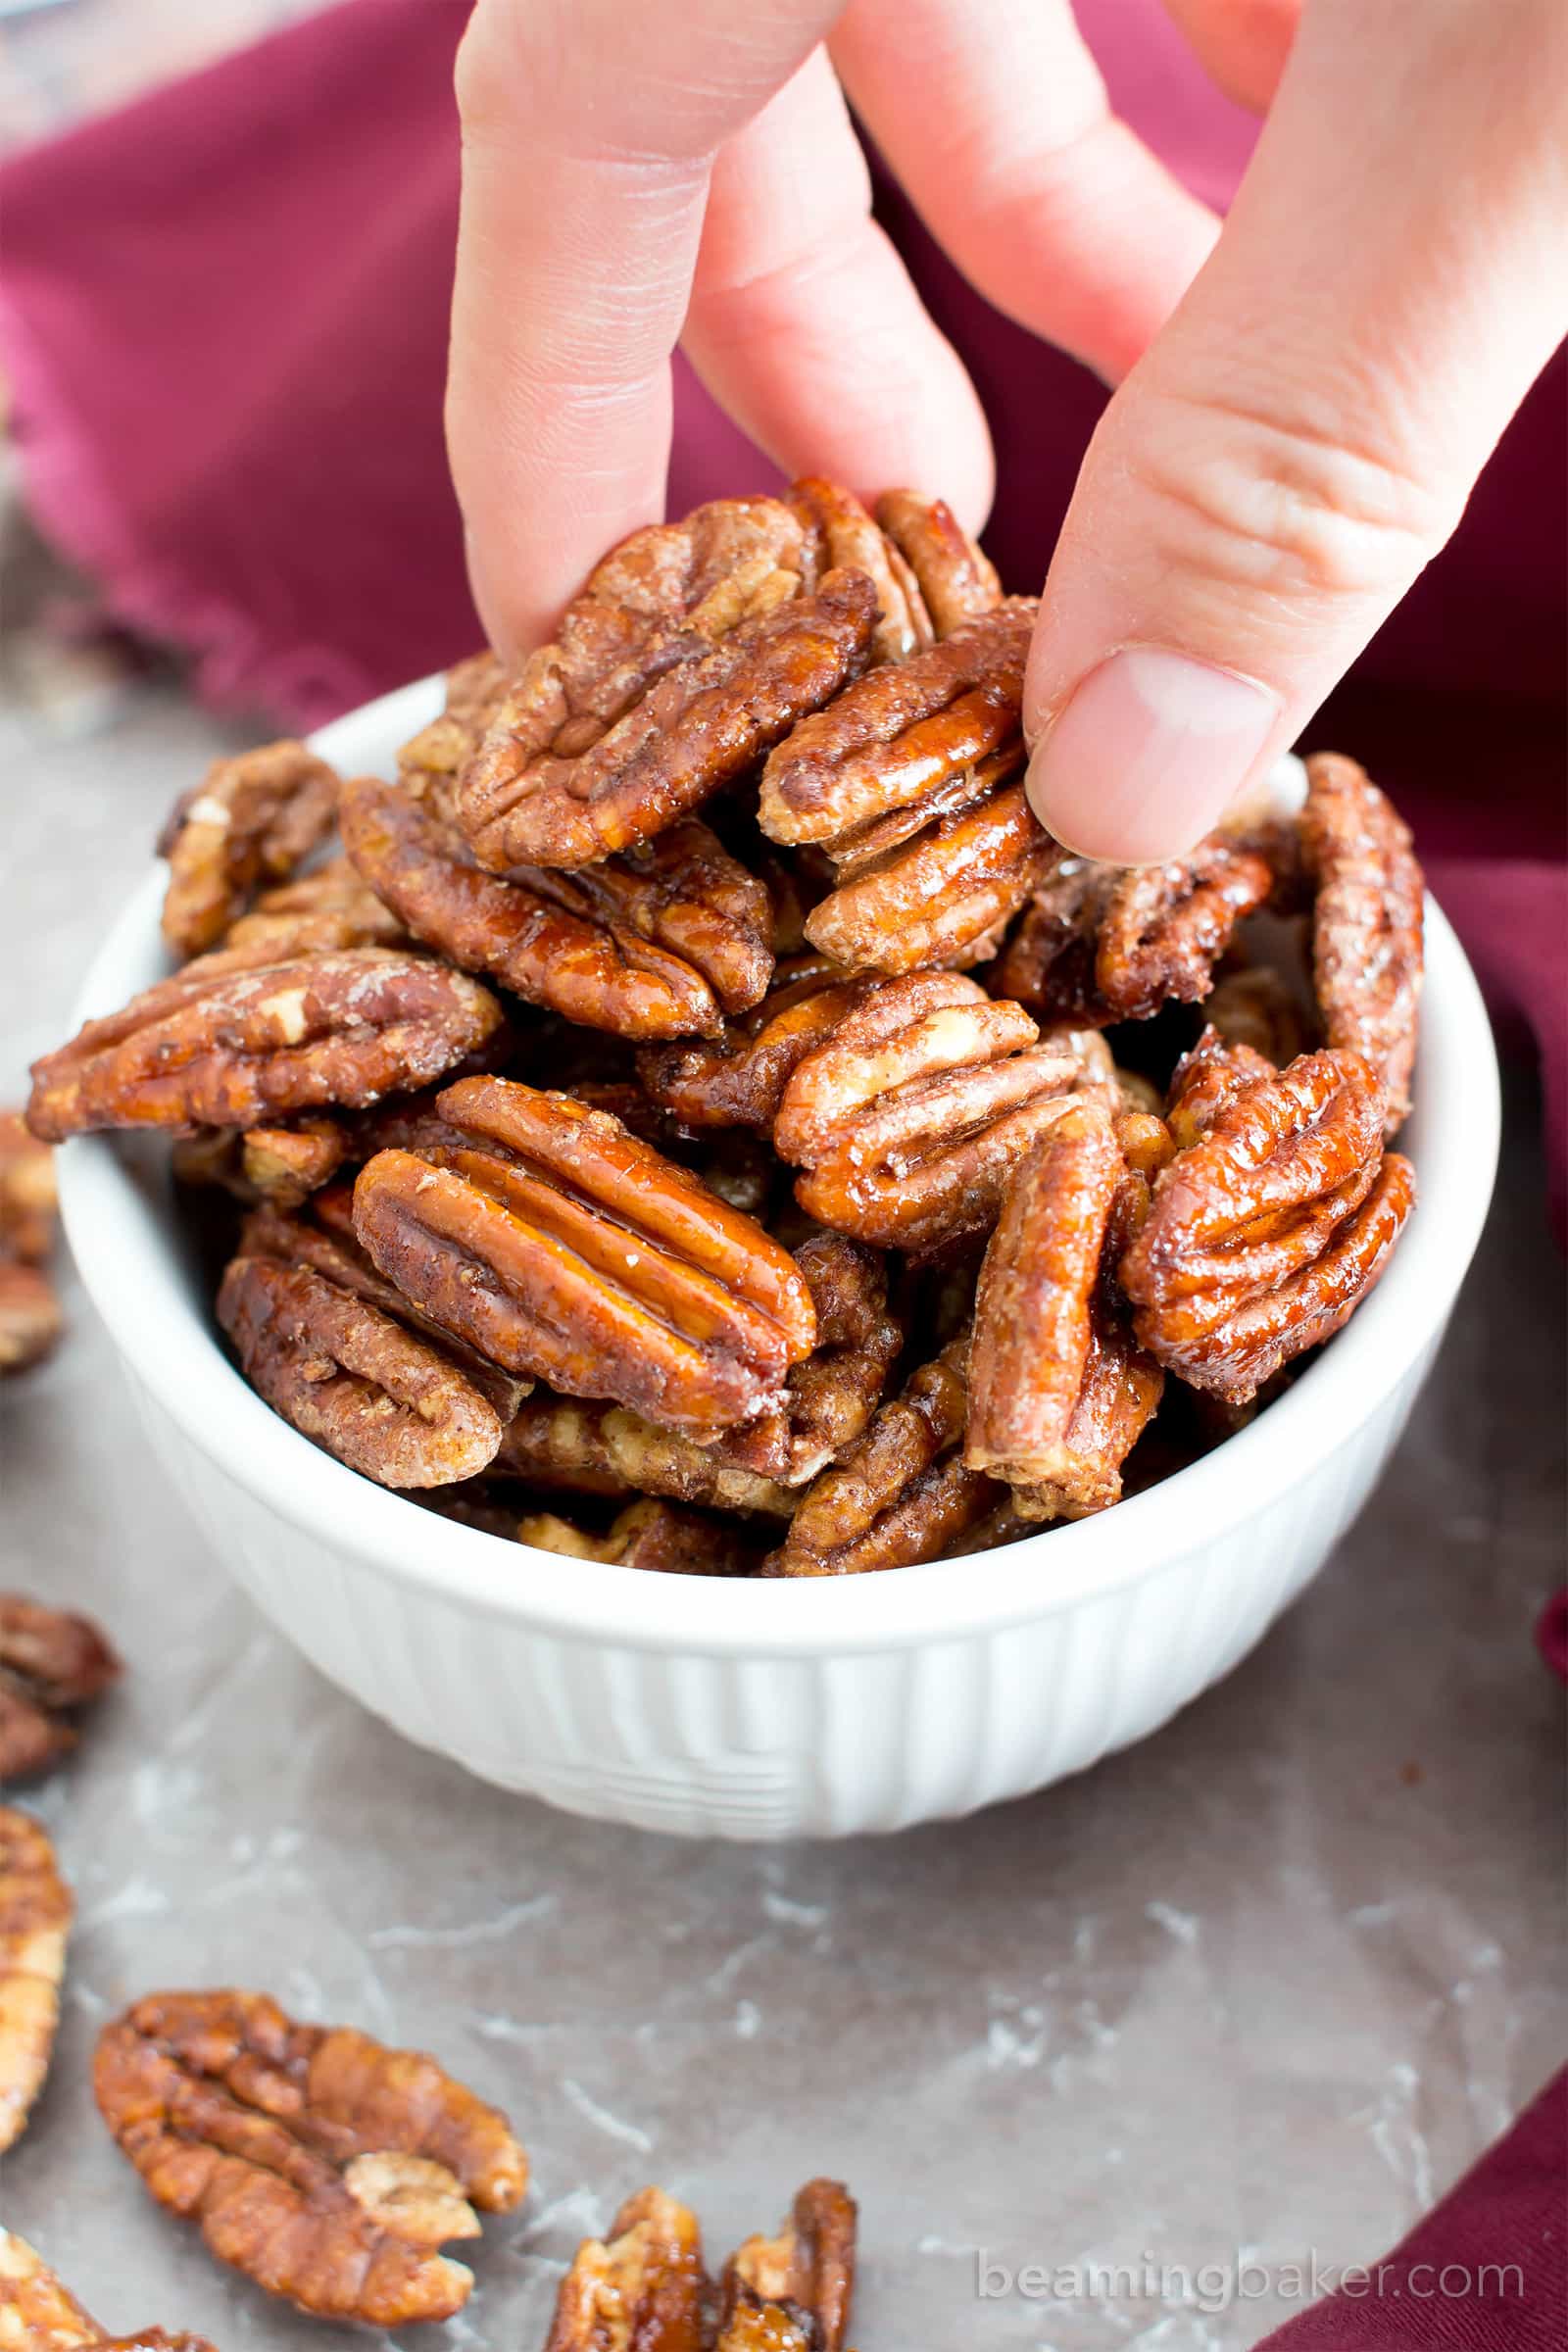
0 1112 63 1375
158 739 340 960
773 973 1101 1253
516 1498 763 1576
0 2229 216 2352
545 2186 709 2352
26 949 505 1141
720 2178 858 2352
93 1987 528 2326
0 1595 121 1785
0 1263 62 1376
638 958 871 1134
352 1077 816 1442
457 497 878 869
1120 1048 1416 1402
0 1807 71 2153
1300 753 1423 1132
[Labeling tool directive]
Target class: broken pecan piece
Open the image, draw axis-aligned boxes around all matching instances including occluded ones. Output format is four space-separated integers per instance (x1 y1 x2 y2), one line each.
220 854 410 958
775 972 1100 1252
352 1077 815 1441
94 1987 527 2326
546 2186 708 2352
1120 1049 1415 1401
713 2288 819 2352
638 958 871 1133
26 948 504 1141
0 1595 121 1784
0 1807 70 2153
875 488 1001 638
0 2230 215 2352
458 498 877 868
1300 753 1423 1132
709 1233 904 1486
496 1392 793 1514
516 1499 761 1576
158 739 340 958
218 1255 507 1489
722 2179 858 2352
759 599 1034 847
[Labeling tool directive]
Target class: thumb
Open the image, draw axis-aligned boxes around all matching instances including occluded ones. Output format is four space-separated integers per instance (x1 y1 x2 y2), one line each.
1023 0 1568 863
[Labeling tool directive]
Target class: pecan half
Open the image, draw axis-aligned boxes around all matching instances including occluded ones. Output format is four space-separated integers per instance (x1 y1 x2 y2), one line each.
710 1233 903 1486
0 2230 216 2352
0 1807 70 2153
94 1987 528 2326
546 2186 708 2352
790 475 932 663
26 948 504 1141
1300 753 1423 1132
774 973 1099 1252
1164 1027 1277 1151
759 599 1034 847
722 2179 858 2352
0 1595 121 1784
875 488 1001 638
457 498 877 868
804 774 1057 976
638 958 871 1133
766 1332 1000 1574
0 1262 62 1376
1120 1049 1416 1401
218 1254 507 1489
158 740 339 958
516 1500 761 1576
220 855 410 958
352 1078 815 1441
496 1392 793 1514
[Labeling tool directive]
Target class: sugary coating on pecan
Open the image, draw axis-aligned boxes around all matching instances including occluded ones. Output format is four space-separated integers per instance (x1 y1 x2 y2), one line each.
220 855 410 958
0 1595 121 1784
0 2230 217 2352
767 1333 1000 1575
516 1499 761 1576
1203 964 1313 1069
1164 1027 1277 1152
723 2179 858 2352
710 1233 903 1486
239 1117 348 1207
457 498 877 868
759 599 1034 847
712 2287 818 2352
638 958 871 1133
804 774 1057 976
158 740 340 958
0 1807 71 2154
0 1112 57 1264
218 1255 507 1488
1300 753 1423 1132
26 949 504 1142
94 1987 527 2326
353 1078 815 1441
815 746 1014 879
395 654 511 829
496 1392 794 1515
790 475 932 664
0 1262 62 1376
875 488 1002 639
545 2185 709 2352
1121 1049 1415 1401
774 973 1100 1252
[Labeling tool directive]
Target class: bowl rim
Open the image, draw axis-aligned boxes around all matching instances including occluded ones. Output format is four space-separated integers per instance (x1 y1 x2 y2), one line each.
56 678 1500 1657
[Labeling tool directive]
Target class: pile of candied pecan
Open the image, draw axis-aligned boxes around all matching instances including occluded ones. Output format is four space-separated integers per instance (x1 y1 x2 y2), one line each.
25 482 1423 1574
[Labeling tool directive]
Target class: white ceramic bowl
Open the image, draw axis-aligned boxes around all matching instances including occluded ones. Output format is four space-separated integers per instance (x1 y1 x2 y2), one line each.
57 680 1499 1839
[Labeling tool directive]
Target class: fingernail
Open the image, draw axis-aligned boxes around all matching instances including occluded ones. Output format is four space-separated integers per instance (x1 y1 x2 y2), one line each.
1025 649 1282 862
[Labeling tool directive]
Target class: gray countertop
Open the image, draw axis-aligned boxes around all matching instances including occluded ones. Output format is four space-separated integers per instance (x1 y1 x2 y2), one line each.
1 667 1563 2351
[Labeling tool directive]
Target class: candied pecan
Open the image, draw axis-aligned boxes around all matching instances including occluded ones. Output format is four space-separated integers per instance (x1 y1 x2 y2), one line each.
767 1333 1000 1574
804 774 1058 976
458 498 877 868
0 1261 62 1375
774 973 1098 1253
26 948 504 1141
218 1255 507 1489
759 599 1034 847
1165 1027 1277 1151
158 739 340 959
395 654 511 828
545 2186 708 2352
239 1117 348 1205
710 1234 903 1486
790 474 932 663
0 1595 121 1784
638 958 871 1133
0 1111 56 1264
1203 964 1313 1069
517 1500 761 1576
1120 1049 1415 1401
875 488 1001 638
0 1807 71 2153
713 2288 818 2352
94 1987 527 2326
220 855 410 957
815 746 1014 877
1300 753 1423 1131
496 1393 794 1515
0 2230 216 2352
353 1077 815 1442
722 2179 858 2352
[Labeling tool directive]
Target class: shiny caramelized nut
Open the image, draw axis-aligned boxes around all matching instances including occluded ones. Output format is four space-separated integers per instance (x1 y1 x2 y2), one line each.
239 1117 347 1206
723 2179 858 2352
759 599 1034 846
220 855 409 957
0 1596 121 1786
458 498 877 868
353 1078 815 1442
1203 965 1313 1068
0 1808 71 2153
0 2229 220 2352
496 1392 795 1516
0 1263 62 1376
1165 1027 1277 1151
775 973 1099 1253
790 474 933 663
26 949 504 1142
517 1499 761 1576
1301 753 1423 1131
638 958 871 1133
217 1256 507 1489
804 776 1059 977
1121 1049 1414 1401
875 488 1002 638
94 1987 527 2327
713 2287 818 2352
767 1333 1000 1575
0 1113 57 1265
710 1233 904 1486
158 740 339 958
545 2185 709 2352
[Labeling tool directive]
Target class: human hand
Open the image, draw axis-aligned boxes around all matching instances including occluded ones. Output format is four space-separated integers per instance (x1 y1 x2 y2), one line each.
447 0 1568 863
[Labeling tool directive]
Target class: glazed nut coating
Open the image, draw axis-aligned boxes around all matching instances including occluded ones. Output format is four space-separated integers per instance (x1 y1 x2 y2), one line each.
0 1595 122 1785
0 2230 217 2352
874 487 1002 639
0 1807 72 2155
1120 1048 1415 1401
545 2185 709 2352
1301 752 1423 1131
158 739 339 958
93 1988 527 2326
25 949 504 1142
710 1232 904 1487
637 958 870 1134
352 1077 816 1442
723 2178 858 2352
